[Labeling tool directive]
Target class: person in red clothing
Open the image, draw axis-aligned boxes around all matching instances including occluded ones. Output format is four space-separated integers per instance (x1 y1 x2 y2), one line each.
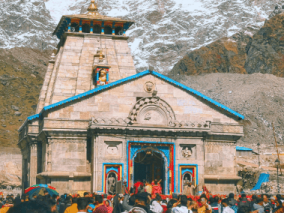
202 185 209 195
134 180 144 194
152 180 162 198
93 195 108 213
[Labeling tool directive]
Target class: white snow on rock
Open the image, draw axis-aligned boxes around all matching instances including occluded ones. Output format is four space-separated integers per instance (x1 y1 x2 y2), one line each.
0 0 282 72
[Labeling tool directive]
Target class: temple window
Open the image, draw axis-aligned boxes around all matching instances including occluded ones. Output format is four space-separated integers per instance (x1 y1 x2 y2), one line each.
82 23 90 33
115 27 123 35
104 26 112 35
71 23 79 32
93 24 101 34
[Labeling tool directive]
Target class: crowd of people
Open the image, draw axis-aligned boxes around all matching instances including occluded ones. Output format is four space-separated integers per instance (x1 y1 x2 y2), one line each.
1 182 284 213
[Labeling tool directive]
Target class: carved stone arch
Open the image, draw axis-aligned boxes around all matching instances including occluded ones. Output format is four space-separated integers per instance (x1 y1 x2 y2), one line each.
128 97 176 126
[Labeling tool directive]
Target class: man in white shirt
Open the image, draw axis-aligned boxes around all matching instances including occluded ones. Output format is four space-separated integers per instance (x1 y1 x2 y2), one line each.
172 195 188 213
150 194 163 213
221 199 235 213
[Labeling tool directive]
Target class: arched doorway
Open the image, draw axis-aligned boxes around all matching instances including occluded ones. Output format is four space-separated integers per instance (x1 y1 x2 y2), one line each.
133 148 166 193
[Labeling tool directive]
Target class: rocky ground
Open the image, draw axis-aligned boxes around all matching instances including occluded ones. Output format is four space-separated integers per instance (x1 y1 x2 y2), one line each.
170 12 284 77
170 73 284 151
0 48 51 147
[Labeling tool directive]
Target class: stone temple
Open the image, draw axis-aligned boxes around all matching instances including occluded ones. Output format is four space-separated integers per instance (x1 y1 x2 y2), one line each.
18 0 244 195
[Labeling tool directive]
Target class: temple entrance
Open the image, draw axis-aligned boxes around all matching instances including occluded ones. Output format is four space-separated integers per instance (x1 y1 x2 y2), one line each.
134 149 165 193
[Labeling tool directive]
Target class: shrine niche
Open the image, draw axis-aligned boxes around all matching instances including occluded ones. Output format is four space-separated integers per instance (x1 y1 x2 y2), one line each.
93 66 111 86
104 141 122 157
102 164 123 194
93 48 111 87
178 165 198 193
179 144 196 159
107 172 116 195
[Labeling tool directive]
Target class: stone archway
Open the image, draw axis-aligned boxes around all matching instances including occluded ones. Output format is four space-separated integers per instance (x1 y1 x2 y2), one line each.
132 147 168 194
128 97 176 126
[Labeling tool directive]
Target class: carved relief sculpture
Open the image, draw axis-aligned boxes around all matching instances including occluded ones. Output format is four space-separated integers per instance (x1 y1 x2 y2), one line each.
98 68 107 85
93 67 110 87
144 81 155 93
107 173 116 195
182 147 192 158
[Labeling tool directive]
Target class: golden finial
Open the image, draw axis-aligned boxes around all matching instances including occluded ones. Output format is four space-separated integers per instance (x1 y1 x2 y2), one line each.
87 0 100 16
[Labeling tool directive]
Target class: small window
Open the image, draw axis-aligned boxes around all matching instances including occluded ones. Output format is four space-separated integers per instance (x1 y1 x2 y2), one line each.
93 24 101 34
82 24 90 33
105 26 112 35
115 27 123 35
71 23 79 32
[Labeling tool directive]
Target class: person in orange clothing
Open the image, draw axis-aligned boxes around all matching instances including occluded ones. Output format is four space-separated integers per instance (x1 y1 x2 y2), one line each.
0 197 13 213
64 197 78 213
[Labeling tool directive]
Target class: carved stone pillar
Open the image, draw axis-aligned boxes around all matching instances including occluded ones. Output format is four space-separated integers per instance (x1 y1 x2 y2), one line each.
29 142 38 186
47 142 52 172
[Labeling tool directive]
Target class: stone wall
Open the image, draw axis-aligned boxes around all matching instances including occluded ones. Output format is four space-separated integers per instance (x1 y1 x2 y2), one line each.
50 138 87 173
36 33 137 113
46 75 242 127
0 147 22 188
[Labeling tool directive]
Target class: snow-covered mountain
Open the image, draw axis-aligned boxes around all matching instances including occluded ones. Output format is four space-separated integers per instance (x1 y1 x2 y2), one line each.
0 0 283 73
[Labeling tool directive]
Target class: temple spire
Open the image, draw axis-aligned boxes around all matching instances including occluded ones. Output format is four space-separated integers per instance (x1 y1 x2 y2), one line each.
87 0 100 16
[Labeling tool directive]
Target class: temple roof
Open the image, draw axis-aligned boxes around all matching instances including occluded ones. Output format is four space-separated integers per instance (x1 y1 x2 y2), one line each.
19 70 245 131
53 0 134 38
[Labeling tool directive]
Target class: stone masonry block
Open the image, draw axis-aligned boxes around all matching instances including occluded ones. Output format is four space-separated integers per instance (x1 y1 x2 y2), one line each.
98 103 110 112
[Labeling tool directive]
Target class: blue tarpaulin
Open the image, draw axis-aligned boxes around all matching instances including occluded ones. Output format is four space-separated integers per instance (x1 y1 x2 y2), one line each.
251 173 270 191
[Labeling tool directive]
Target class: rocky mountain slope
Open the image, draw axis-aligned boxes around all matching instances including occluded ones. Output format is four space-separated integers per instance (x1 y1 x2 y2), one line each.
171 73 284 150
0 0 283 73
170 11 284 77
0 48 51 147
0 0 56 50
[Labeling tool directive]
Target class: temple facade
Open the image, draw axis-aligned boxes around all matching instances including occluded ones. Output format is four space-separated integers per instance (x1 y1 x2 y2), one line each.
18 0 244 195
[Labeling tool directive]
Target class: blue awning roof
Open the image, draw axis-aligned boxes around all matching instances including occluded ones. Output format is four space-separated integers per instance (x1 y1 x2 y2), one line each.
21 70 245 130
236 146 253 151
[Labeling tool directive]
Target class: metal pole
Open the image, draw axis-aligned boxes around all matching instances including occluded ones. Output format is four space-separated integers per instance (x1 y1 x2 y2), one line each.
277 165 280 193
258 143 260 167
272 122 282 175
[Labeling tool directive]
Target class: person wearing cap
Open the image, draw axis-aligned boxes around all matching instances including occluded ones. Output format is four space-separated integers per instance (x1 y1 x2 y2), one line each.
221 199 234 213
